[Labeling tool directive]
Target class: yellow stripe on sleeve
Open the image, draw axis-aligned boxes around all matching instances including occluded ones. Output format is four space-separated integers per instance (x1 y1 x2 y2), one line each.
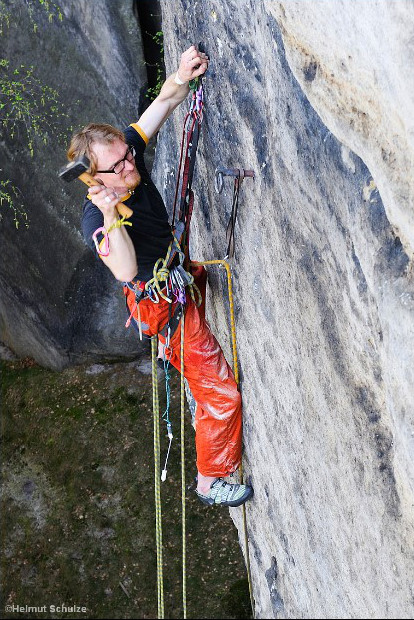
130 123 149 145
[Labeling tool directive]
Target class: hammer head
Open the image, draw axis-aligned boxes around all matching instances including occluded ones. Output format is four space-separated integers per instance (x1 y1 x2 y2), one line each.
58 155 90 182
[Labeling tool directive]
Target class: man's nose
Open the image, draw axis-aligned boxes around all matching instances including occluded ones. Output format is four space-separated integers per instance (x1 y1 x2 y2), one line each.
124 158 135 172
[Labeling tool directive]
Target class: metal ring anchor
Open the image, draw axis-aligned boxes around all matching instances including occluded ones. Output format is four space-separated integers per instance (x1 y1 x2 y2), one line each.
215 168 239 194
214 167 255 194
215 168 224 194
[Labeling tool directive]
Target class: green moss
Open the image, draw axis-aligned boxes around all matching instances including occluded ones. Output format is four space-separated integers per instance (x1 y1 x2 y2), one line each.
1 359 252 619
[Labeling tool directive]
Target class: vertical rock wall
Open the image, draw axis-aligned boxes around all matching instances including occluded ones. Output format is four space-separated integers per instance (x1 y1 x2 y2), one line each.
155 1 414 617
0 0 147 368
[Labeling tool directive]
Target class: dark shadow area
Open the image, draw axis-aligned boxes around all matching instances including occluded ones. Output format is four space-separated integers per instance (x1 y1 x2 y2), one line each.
133 0 165 114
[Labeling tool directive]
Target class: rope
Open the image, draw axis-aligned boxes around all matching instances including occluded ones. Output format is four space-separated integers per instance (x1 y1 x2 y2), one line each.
146 75 254 618
180 308 187 619
190 260 255 619
191 261 238 382
145 239 202 308
146 242 176 303
151 335 164 618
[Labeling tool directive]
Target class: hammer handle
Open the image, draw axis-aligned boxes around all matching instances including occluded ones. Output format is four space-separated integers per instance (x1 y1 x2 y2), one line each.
79 172 133 219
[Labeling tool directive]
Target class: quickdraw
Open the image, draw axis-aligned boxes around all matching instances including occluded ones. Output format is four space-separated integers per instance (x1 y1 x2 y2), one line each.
171 77 204 265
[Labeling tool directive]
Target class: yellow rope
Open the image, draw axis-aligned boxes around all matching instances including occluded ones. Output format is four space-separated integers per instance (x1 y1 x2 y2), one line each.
191 260 239 383
148 254 254 618
151 335 164 619
180 309 187 619
106 215 132 234
190 259 255 619
146 243 176 302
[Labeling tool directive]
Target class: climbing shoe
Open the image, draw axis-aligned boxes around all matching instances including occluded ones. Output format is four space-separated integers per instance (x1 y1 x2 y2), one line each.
195 478 254 507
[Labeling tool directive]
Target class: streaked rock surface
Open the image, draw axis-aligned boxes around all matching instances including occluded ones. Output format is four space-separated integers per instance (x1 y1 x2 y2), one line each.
1 1 413 615
155 1 414 617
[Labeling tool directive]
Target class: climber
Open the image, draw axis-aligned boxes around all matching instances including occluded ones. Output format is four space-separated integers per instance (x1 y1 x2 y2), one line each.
66 45 253 507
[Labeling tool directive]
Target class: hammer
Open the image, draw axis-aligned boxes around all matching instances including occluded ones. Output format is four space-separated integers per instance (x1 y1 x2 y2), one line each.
58 155 133 218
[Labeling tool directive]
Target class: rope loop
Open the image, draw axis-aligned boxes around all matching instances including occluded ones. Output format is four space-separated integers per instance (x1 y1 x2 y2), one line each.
145 243 175 303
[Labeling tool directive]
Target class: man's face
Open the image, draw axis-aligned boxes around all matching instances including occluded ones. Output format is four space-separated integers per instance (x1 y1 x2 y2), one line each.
92 139 141 191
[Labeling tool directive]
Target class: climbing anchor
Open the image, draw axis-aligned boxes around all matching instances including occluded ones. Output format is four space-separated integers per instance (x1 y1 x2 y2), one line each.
214 167 255 194
214 166 255 258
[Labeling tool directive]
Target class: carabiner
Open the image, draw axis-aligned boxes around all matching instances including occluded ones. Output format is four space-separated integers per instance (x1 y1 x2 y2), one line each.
214 169 224 194
92 227 109 256
147 286 159 304
177 288 186 304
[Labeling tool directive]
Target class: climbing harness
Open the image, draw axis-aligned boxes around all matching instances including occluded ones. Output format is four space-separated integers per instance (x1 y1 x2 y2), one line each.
214 167 255 259
124 237 201 341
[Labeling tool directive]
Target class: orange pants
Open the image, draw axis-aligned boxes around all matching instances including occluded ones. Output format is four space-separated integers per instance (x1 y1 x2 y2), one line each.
124 266 242 477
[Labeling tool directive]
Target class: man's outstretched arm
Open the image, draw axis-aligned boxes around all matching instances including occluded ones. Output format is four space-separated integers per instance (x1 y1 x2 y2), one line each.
138 45 209 140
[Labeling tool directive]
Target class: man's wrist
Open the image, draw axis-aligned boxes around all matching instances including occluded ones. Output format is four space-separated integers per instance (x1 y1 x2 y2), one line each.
103 213 120 229
174 71 187 85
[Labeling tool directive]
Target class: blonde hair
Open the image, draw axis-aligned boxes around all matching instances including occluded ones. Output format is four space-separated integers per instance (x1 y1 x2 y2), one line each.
67 123 125 175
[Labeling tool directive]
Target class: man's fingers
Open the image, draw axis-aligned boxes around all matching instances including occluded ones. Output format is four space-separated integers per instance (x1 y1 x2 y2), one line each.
88 184 105 194
188 56 204 68
188 53 209 69
193 63 208 77
183 44 196 59
187 51 208 62
103 190 119 203
184 46 209 61
179 47 209 81
90 186 117 200
89 185 119 210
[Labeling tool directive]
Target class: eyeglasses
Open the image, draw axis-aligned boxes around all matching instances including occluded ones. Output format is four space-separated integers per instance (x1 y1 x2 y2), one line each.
96 145 136 174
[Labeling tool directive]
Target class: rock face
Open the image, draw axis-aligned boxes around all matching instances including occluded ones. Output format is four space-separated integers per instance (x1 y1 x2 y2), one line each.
1 0 414 617
154 1 414 618
0 0 147 368
266 0 414 251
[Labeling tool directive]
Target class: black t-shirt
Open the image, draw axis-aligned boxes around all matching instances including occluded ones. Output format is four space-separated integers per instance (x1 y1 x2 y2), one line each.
81 124 173 282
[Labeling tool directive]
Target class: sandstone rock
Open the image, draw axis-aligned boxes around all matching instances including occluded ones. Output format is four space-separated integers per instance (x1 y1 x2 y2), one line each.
0 0 147 368
1 0 413 616
155 1 414 617
265 0 414 253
